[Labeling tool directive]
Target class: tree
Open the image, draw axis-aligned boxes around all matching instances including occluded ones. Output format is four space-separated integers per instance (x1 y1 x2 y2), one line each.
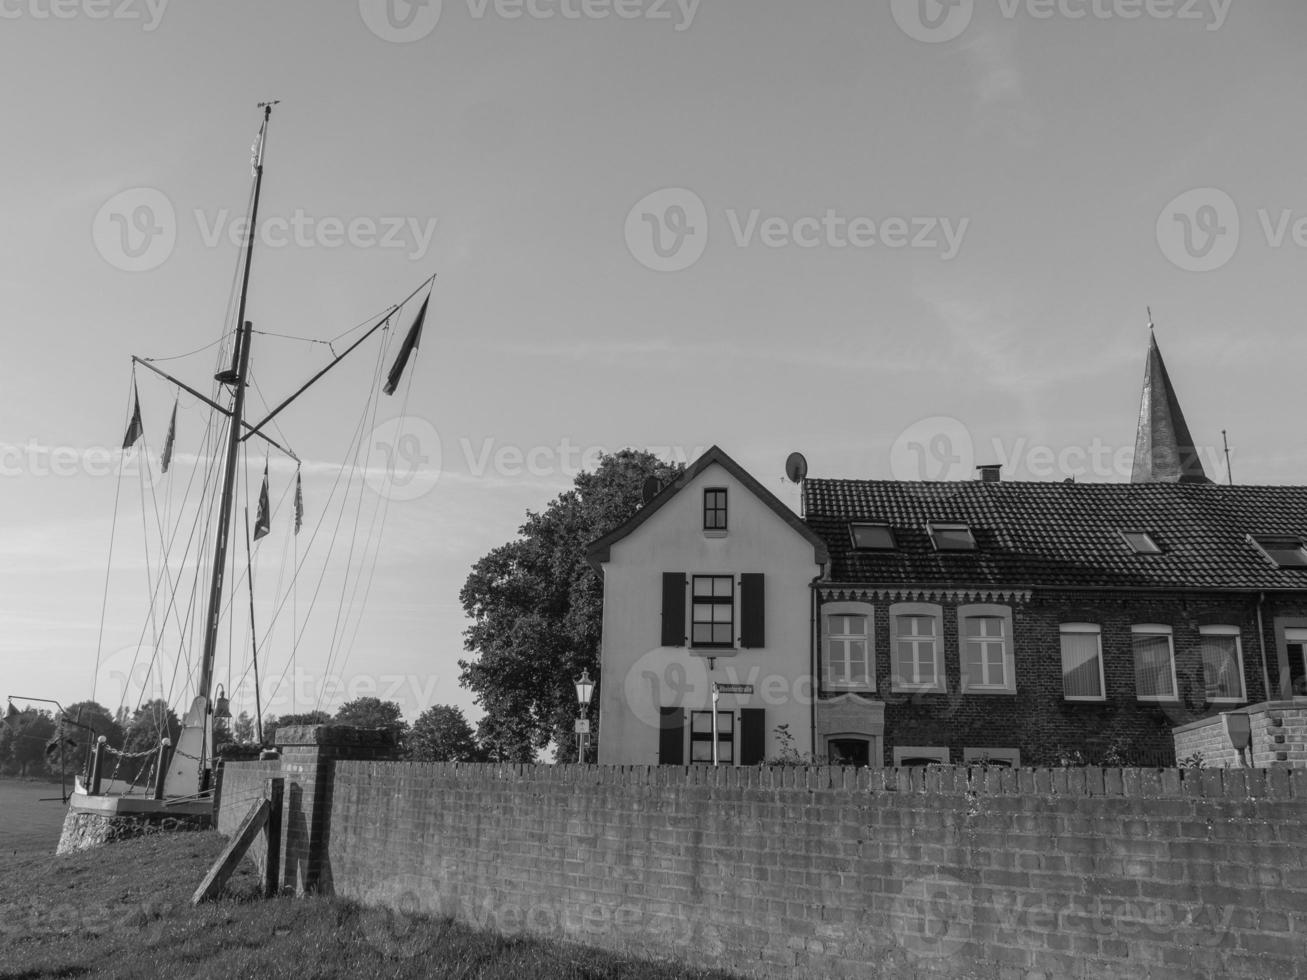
233 710 255 744
122 700 182 755
334 697 406 730
0 710 57 777
50 701 123 778
459 449 684 761
407 705 483 762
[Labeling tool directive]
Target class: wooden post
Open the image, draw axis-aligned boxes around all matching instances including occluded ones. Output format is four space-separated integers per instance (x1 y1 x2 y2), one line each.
264 777 283 897
153 738 171 800
192 798 269 905
89 736 106 795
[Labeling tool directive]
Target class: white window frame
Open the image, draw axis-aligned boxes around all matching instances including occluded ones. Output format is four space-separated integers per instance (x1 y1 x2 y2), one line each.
1060 623 1106 702
957 604 1016 694
1199 626 1246 704
823 601 875 692
963 747 1021 767
1132 624 1179 702
894 745 950 766
890 603 945 693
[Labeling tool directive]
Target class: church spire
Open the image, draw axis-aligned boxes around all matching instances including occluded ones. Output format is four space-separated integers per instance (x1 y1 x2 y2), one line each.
1131 315 1211 484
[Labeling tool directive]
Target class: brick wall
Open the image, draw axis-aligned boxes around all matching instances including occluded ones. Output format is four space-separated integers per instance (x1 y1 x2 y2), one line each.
220 750 1307 980
817 590 1280 767
1175 699 1307 768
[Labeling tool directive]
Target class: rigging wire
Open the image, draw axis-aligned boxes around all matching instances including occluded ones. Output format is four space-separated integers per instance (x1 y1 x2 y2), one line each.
142 331 235 364
91 373 138 706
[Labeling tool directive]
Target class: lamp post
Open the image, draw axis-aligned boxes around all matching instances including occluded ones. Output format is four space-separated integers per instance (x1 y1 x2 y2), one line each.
574 669 594 764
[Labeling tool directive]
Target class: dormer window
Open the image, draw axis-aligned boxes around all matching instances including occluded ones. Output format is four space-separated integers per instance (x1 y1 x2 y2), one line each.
927 521 976 552
1121 531 1162 555
850 523 896 551
703 488 727 532
1249 534 1307 569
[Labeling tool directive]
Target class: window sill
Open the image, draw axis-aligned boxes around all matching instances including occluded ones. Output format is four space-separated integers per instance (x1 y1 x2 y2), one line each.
1063 696 1107 703
960 687 1018 696
890 685 947 695
702 529 728 539
826 685 876 695
1137 697 1182 705
690 647 737 658
1207 698 1247 706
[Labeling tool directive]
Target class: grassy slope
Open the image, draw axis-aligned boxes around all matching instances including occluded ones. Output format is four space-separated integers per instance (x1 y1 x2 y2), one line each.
0 833 738 980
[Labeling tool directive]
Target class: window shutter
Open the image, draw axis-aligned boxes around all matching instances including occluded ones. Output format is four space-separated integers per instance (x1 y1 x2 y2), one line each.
658 707 684 765
739 708 766 765
739 573 765 648
661 572 686 647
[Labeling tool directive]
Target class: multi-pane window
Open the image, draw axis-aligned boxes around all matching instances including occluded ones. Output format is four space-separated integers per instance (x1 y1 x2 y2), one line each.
1287 627 1307 695
825 613 872 690
690 710 733 764
1132 625 1178 701
691 575 734 648
827 738 871 767
1200 626 1245 702
961 615 1007 689
1060 624 1105 700
849 523 895 550
1250 535 1307 568
893 612 941 690
703 488 727 531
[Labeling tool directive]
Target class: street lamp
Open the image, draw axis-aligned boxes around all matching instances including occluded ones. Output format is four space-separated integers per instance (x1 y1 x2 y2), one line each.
574 669 594 764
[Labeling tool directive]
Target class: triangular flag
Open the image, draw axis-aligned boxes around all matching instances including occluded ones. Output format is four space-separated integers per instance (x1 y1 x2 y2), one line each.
122 390 144 449
293 471 304 535
3 701 22 730
160 400 177 473
383 294 429 396
254 461 271 541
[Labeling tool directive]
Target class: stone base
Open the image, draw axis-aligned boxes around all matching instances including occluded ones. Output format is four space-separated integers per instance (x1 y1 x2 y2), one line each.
56 808 210 855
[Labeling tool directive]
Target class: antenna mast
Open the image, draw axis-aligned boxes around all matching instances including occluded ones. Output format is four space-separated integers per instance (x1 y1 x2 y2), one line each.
1222 430 1234 486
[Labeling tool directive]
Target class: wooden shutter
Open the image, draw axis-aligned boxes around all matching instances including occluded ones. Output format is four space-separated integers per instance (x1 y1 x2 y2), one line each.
739 573 765 648
658 707 684 765
739 708 766 766
661 572 686 647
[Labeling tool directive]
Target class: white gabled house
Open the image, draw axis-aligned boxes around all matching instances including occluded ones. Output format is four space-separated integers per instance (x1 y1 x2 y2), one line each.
587 446 829 766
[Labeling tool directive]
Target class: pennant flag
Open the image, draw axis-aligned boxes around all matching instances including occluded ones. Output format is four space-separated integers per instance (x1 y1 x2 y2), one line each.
294 471 304 535
3 701 22 730
383 294 429 396
160 400 177 473
254 461 271 541
122 390 144 449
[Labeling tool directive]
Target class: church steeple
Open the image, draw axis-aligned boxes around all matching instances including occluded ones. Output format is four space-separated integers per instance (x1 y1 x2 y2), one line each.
1131 313 1211 484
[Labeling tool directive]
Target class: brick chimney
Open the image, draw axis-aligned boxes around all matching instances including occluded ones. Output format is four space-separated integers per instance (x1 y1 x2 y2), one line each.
976 464 1001 483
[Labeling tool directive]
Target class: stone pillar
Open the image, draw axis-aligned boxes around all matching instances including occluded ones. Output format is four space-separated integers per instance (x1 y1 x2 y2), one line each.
273 724 399 895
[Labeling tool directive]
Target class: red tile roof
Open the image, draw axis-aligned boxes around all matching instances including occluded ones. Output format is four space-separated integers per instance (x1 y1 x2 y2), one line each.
803 479 1307 591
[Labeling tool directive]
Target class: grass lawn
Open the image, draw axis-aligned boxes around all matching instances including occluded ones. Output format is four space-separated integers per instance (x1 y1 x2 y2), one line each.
0 832 739 980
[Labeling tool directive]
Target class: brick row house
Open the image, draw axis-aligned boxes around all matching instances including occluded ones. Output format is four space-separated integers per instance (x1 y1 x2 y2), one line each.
589 334 1307 767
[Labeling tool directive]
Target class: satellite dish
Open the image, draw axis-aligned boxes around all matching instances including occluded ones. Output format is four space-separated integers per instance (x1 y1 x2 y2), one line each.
641 475 661 505
785 452 808 484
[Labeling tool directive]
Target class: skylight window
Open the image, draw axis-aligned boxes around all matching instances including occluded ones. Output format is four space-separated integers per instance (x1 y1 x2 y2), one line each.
850 523 896 550
927 522 977 552
1121 531 1162 555
1249 535 1307 569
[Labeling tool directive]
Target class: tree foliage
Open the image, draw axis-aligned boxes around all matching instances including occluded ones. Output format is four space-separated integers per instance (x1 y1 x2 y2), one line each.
50 701 123 777
334 697 406 731
0 709 56 777
459 449 684 761
407 705 484 762
122 699 182 755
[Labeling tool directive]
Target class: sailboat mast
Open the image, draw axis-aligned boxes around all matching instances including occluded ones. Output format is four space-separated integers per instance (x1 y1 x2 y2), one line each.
197 102 276 716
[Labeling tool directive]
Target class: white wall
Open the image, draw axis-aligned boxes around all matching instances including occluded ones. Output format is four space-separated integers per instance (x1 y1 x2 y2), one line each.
596 462 822 765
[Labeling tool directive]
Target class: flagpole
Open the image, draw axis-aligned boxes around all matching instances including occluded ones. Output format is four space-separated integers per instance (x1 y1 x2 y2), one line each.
196 103 275 785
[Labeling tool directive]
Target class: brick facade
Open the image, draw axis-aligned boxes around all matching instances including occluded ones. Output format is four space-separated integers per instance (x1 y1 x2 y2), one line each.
814 591 1304 768
1174 700 1307 768
219 753 1307 979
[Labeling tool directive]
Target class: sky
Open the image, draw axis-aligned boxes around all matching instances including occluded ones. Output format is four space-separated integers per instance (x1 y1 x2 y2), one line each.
2 0 1305 728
